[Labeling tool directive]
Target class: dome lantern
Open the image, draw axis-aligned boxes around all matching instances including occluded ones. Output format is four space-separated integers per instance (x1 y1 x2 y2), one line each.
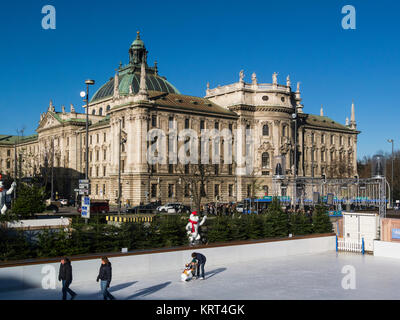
129 31 148 66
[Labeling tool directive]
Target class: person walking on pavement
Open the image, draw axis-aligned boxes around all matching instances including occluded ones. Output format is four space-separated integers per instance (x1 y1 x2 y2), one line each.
96 257 116 300
58 257 77 300
192 252 206 280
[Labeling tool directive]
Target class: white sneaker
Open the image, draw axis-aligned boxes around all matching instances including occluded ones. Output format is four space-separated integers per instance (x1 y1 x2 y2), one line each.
201 277 205 280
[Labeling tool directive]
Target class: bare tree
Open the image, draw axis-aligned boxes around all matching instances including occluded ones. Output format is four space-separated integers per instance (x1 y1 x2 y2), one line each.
177 163 214 212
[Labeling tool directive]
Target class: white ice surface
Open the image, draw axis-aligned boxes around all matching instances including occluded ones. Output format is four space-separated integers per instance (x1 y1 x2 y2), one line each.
1 251 399 300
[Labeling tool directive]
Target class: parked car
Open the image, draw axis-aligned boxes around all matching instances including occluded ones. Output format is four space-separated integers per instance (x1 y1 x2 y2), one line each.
126 202 158 214
157 203 189 214
77 200 110 214
236 203 244 213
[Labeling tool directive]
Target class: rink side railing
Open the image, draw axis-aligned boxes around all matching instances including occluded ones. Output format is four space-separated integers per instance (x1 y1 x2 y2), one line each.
336 235 365 254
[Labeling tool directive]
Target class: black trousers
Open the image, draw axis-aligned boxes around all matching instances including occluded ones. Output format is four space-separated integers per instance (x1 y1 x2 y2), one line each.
196 262 206 278
62 280 76 300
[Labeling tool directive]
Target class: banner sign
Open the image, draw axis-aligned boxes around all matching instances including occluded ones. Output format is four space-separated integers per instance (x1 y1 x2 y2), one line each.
81 196 90 219
392 229 400 240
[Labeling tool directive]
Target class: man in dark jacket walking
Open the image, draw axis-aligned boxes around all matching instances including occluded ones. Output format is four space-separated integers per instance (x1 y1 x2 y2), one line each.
96 257 115 300
192 252 206 280
58 257 77 300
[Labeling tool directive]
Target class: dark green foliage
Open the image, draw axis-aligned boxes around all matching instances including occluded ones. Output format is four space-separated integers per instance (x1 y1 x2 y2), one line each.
11 183 46 217
0 228 34 261
207 216 232 243
264 197 289 237
312 205 333 234
0 201 332 262
289 211 313 236
158 215 187 248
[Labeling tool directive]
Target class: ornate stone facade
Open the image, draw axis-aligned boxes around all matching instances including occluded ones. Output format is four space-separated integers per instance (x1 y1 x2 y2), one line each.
0 34 359 206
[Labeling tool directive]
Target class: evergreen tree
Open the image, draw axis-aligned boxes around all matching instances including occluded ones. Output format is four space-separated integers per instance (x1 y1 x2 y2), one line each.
207 216 231 243
265 197 289 237
12 183 46 217
159 215 187 248
290 211 313 236
312 204 333 234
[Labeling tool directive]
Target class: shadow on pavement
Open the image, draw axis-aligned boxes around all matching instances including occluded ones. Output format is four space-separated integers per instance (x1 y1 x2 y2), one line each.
109 281 138 293
205 267 227 279
125 281 171 300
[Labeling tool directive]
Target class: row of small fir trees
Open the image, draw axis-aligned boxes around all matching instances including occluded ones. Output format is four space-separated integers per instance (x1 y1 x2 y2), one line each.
0 198 333 262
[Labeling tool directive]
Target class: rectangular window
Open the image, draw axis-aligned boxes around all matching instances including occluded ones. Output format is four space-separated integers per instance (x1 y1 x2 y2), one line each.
104 132 107 142
152 115 157 127
103 166 106 176
185 118 190 129
96 150 99 161
168 164 174 174
90 135 92 145
7 150 10 157
103 184 106 196
122 116 125 128
169 116 174 129
247 184 252 197
96 166 99 177
184 184 190 197
214 164 219 175
97 134 99 143
200 120 205 130
215 122 219 130
228 184 233 197
184 164 189 175
214 184 220 198
168 184 174 198
228 164 233 175
121 160 125 173
103 149 106 161
151 184 157 198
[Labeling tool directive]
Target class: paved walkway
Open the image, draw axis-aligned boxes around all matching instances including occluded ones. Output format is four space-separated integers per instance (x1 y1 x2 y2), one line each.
1 251 399 300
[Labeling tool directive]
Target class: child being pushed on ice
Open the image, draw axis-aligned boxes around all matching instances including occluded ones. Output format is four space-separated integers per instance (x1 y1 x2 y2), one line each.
181 260 196 282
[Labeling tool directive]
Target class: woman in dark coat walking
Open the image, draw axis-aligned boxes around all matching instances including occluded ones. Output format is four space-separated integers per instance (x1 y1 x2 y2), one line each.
96 257 115 300
58 257 77 300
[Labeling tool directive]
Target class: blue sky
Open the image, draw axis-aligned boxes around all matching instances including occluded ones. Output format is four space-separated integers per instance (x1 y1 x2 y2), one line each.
0 0 399 159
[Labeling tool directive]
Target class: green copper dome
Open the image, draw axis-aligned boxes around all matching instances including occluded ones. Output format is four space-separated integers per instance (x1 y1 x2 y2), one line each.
91 71 180 103
91 32 180 103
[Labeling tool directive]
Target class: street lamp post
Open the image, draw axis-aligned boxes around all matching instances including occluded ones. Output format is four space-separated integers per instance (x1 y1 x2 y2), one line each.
292 108 298 211
388 139 394 208
118 119 127 215
82 80 95 180
80 79 95 223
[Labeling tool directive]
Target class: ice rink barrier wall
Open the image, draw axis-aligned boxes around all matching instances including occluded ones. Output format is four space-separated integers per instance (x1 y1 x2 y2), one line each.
0 233 336 292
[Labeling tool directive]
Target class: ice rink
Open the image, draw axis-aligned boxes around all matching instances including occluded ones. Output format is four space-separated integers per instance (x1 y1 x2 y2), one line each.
1 251 400 300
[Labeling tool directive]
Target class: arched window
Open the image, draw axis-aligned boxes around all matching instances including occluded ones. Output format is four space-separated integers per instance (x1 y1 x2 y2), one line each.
262 124 269 136
106 105 111 112
92 109 96 115
262 152 270 168
99 108 103 116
